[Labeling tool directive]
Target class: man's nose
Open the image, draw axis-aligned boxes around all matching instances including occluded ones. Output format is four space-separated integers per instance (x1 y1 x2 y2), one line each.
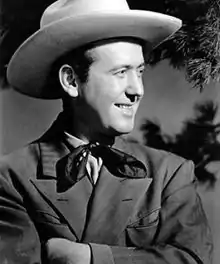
126 72 144 99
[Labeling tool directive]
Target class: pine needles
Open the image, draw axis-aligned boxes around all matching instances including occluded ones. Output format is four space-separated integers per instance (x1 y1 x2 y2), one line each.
147 0 220 90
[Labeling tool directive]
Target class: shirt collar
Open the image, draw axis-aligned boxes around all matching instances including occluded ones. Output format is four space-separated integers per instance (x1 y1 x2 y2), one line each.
64 131 87 150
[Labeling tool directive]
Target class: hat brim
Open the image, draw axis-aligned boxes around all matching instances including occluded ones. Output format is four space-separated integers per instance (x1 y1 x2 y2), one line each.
7 10 182 99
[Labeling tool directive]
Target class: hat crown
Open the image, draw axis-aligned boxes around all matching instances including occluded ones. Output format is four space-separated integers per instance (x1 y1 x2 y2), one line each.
41 0 130 27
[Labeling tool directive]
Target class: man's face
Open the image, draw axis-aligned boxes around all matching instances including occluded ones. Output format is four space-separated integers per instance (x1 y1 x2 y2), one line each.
78 41 145 137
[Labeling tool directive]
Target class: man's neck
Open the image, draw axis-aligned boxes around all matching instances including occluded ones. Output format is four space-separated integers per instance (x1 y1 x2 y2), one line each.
65 128 116 146
62 111 116 146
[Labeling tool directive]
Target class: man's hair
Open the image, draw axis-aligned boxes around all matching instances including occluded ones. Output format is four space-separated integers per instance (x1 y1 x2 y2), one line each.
47 45 94 97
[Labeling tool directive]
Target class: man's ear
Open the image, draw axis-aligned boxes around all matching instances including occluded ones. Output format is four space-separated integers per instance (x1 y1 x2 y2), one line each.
59 64 79 97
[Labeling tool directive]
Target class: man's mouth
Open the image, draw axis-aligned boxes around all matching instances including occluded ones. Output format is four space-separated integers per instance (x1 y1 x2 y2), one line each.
114 104 133 109
114 103 135 117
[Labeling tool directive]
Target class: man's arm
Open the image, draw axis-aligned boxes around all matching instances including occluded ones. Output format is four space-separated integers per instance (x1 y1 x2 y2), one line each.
46 160 213 264
0 167 41 264
44 238 91 264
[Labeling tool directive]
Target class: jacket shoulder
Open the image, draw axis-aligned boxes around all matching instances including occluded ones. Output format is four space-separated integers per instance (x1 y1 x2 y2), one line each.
119 137 186 169
0 143 40 180
119 137 194 187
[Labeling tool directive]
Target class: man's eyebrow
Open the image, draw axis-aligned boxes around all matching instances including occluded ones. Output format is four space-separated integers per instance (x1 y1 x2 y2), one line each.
137 62 146 69
110 62 145 71
110 64 131 71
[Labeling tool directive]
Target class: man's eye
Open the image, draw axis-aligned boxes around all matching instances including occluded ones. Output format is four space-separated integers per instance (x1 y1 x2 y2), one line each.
137 67 145 77
115 69 127 77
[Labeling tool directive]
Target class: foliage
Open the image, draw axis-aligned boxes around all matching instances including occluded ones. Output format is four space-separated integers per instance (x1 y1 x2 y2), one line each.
141 100 220 186
130 0 220 90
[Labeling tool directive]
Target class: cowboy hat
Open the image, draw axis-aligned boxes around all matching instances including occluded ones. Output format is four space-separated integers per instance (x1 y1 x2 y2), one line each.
7 0 182 99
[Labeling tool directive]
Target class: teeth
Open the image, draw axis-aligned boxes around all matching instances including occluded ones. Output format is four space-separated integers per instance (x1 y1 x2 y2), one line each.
116 104 132 109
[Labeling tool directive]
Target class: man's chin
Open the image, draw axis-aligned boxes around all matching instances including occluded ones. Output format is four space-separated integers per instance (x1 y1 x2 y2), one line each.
110 124 134 136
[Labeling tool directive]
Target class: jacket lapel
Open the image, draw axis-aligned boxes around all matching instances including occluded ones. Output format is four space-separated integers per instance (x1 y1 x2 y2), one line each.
82 166 152 244
82 137 152 245
31 139 93 242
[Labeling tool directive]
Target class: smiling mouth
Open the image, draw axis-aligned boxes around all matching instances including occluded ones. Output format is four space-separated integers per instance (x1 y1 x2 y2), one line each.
114 103 135 117
115 104 133 109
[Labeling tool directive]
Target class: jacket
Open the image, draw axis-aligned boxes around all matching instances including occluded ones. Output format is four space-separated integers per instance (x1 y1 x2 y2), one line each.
0 117 213 264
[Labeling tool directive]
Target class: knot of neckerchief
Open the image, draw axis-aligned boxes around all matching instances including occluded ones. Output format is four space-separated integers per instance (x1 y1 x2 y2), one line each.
56 142 147 192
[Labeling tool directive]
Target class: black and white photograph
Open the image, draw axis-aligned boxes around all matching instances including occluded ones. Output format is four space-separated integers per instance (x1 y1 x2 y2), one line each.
0 0 218 263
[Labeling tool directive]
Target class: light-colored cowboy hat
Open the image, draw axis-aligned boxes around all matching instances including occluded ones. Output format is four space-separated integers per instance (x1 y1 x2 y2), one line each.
7 0 182 99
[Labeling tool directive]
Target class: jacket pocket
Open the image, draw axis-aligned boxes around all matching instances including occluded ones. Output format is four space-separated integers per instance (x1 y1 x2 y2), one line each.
126 209 160 247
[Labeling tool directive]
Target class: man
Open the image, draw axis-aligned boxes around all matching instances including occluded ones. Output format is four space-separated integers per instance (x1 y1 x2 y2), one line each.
0 0 213 263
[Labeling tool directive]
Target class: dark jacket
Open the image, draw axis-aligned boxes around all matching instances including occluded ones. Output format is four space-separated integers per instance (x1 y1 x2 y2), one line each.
0 118 213 264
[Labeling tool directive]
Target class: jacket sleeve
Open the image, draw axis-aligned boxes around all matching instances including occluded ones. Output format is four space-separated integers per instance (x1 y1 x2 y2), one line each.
89 160 213 264
0 165 42 264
